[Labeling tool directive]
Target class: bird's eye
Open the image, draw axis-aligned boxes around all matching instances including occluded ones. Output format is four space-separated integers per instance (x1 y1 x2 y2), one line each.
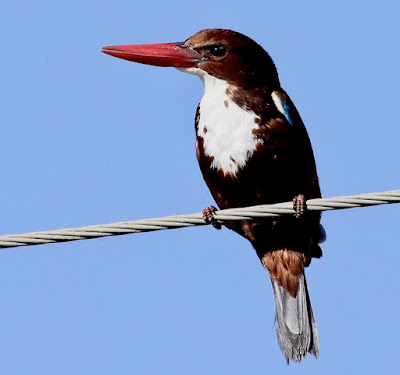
209 45 227 58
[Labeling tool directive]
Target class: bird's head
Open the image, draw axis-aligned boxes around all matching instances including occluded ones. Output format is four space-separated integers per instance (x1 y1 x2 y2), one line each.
102 29 280 89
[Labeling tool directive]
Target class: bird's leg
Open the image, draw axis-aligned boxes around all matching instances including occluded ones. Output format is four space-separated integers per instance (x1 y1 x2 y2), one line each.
202 205 222 230
293 194 307 219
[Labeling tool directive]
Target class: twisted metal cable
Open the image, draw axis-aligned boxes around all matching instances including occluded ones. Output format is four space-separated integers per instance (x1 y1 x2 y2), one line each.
0 189 399 249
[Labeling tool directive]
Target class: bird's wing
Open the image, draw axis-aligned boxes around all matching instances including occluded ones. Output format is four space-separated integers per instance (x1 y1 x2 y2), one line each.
271 89 304 128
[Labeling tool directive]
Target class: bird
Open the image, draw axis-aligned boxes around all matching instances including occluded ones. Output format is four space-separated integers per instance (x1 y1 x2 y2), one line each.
102 28 325 363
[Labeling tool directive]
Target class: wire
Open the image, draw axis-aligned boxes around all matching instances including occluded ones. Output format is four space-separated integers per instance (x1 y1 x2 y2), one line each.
0 189 399 249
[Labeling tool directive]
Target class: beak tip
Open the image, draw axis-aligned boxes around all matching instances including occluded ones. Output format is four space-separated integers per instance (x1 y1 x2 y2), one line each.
102 47 123 60
101 47 112 55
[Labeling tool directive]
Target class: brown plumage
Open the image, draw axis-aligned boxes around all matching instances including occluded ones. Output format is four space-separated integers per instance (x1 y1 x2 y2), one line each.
262 250 306 297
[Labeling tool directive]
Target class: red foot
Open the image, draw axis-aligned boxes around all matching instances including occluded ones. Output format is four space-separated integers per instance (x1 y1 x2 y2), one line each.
202 205 222 230
293 194 307 219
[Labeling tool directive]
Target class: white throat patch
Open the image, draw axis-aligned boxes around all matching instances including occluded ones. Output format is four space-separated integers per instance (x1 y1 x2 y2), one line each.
179 68 262 177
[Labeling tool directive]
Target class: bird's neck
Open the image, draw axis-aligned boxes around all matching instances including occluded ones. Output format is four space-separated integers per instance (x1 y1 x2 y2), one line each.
195 72 264 177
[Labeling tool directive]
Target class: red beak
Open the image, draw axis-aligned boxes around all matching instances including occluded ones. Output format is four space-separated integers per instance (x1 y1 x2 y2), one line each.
101 42 202 68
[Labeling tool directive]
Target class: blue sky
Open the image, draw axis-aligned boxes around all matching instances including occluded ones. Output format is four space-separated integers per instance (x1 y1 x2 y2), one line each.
1 1 399 374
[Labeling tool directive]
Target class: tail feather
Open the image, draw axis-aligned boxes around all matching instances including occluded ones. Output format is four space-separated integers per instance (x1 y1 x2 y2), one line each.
270 273 319 363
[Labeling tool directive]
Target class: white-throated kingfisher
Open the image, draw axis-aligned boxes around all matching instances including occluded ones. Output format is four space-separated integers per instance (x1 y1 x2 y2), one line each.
102 29 325 363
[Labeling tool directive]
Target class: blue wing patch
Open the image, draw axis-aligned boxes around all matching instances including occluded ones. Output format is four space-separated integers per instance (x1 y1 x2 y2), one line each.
271 90 294 126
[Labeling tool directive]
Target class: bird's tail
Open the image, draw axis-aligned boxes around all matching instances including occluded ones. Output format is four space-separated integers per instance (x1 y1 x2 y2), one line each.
270 273 319 363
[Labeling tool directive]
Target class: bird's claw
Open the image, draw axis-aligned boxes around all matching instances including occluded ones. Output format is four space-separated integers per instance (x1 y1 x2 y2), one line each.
202 205 222 230
293 194 307 218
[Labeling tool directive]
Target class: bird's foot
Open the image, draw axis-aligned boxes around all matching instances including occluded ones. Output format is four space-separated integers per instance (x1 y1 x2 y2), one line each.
293 194 307 219
202 205 222 230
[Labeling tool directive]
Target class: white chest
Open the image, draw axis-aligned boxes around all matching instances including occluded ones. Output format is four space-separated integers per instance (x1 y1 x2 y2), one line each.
196 75 262 177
